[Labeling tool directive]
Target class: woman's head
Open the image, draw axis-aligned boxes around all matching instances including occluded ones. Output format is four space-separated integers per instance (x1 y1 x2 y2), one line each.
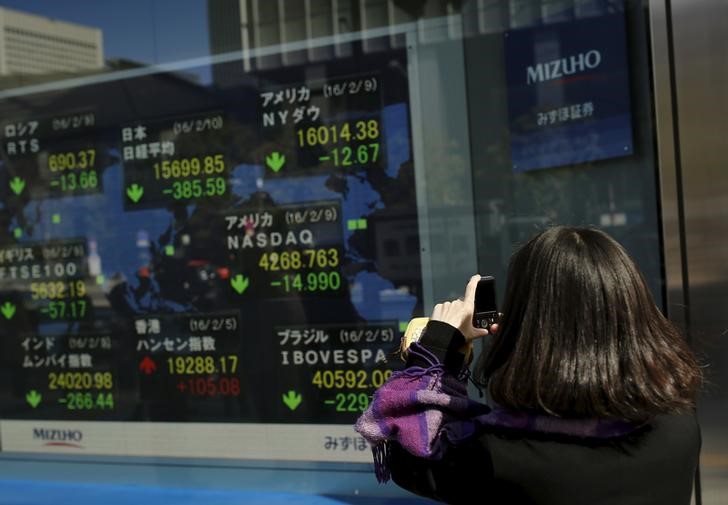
475 226 702 422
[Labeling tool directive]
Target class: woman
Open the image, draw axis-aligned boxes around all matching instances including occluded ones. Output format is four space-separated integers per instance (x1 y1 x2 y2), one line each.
356 226 703 504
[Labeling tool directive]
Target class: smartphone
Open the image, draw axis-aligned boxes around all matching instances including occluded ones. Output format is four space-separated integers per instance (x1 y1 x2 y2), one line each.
473 275 498 329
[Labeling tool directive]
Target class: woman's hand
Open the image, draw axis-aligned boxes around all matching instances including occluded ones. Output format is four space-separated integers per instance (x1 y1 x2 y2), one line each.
431 275 498 344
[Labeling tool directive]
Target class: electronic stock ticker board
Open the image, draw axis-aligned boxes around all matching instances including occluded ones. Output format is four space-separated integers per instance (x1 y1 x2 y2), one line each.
0 42 422 462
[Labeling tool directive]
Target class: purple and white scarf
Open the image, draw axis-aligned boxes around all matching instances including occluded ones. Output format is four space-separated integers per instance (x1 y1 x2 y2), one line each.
354 343 643 483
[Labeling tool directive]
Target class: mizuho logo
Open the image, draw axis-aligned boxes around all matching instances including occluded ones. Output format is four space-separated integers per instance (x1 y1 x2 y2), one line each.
526 50 602 85
33 428 83 446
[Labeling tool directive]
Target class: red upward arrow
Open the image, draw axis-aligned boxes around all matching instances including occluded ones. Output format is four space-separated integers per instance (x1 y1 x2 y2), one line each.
139 356 157 375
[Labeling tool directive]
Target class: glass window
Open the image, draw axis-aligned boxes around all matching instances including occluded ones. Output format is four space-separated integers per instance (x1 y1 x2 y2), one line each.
0 0 696 502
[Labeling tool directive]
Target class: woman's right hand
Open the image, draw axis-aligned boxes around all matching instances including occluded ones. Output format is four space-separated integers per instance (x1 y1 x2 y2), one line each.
430 274 498 343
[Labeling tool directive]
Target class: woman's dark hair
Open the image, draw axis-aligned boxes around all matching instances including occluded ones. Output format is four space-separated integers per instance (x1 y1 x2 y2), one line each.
474 226 702 422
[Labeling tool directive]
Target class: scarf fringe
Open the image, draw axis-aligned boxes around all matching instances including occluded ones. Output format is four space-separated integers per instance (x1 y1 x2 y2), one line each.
372 441 391 483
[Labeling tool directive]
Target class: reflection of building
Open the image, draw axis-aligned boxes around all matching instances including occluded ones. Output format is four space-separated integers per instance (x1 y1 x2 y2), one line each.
207 0 610 86
0 7 103 75
374 215 421 284
208 0 435 84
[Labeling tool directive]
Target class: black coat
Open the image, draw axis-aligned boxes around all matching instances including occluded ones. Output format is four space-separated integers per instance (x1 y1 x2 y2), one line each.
390 322 700 504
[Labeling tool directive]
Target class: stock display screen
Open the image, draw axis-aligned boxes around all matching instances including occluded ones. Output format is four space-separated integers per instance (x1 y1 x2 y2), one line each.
0 43 421 445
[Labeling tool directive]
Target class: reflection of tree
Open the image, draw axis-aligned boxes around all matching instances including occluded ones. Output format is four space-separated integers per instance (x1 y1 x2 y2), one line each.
425 136 472 207
476 124 624 229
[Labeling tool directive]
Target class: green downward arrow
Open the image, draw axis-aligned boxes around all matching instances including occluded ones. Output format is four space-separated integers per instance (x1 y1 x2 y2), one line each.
265 152 286 172
26 390 42 408
282 390 302 411
9 177 25 195
126 184 144 203
1 301 16 320
230 274 249 295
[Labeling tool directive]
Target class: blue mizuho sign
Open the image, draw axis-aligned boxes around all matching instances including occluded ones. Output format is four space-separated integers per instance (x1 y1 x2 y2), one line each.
504 11 634 172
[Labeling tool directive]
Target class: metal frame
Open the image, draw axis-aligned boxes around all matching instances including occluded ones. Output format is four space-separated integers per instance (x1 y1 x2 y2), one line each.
649 2 701 502
405 30 433 311
406 16 479 312
648 0 688 329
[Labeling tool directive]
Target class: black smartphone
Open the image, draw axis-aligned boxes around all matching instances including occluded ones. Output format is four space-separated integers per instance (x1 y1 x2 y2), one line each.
473 275 498 329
